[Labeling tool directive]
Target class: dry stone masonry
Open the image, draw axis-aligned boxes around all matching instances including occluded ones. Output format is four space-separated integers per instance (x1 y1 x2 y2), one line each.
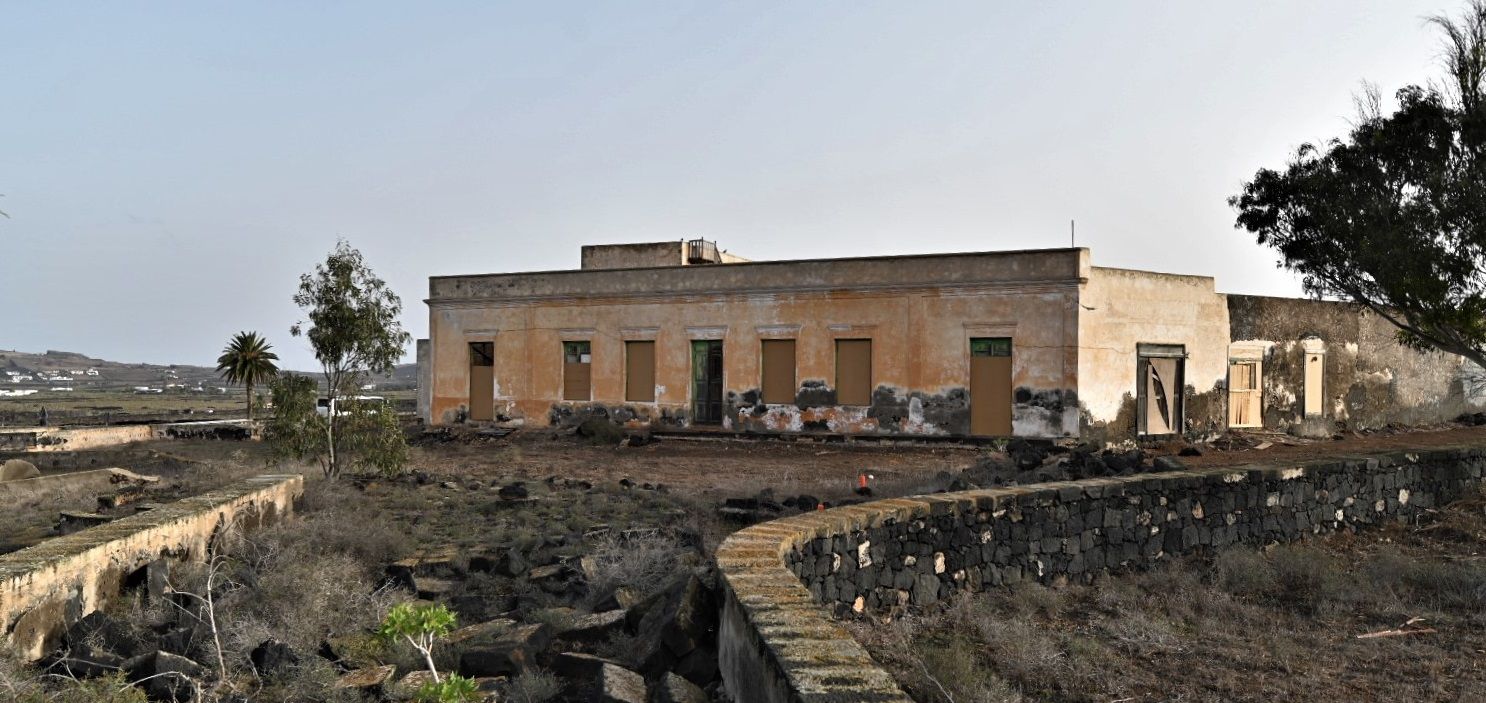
715 445 1486 703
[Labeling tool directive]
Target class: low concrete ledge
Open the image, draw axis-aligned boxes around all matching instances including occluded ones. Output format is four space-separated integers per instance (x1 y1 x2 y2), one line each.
0 474 304 660
0 420 259 453
152 419 257 440
715 445 1486 703
0 468 159 507
0 426 155 453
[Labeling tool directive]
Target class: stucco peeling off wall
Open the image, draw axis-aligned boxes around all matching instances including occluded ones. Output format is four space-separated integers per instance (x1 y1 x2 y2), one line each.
0 425 155 453
715 446 1486 703
0 474 303 661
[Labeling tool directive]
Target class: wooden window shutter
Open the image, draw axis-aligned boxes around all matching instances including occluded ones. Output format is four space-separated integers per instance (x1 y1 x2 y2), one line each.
625 341 656 402
760 340 796 404
835 339 872 406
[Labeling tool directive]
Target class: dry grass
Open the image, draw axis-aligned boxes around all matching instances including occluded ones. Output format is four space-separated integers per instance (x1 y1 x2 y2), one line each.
580 530 691 607
852 494 1486 702
504 669 564 703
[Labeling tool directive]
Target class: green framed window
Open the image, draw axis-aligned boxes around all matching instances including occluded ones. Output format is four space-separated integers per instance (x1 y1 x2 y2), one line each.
970 337 1011 357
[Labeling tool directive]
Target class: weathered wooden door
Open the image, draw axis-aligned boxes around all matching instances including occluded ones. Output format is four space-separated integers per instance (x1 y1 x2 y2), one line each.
468 342 494 421
969 338 1012 436
1303 352 1324 417
691 340 724 424
1227 360 1261 427
1137 344 1185 436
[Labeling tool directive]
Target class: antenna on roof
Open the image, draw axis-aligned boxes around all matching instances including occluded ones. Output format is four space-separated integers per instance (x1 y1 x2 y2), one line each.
1070 219 1076 248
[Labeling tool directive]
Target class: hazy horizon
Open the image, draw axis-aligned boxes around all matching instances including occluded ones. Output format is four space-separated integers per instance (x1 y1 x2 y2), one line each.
1 2 1460 369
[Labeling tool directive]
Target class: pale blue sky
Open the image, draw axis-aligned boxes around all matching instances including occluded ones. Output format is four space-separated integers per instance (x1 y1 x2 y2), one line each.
0 2 1457 369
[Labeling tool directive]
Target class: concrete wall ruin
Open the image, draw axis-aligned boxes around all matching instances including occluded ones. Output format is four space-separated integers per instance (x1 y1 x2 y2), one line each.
0 474 303 660
0 426 155 453
1227 295 1486 431
0 421 257 453
427 249 1088 437
714 445 1486 702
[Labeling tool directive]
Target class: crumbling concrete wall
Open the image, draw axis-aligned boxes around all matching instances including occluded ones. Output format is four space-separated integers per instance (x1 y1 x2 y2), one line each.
0 474 303 660
1227 295 1486 431
1077 267 1231 442
715 445 1486 702
0 426 155 453
429 249 1087 438
152 420 256 441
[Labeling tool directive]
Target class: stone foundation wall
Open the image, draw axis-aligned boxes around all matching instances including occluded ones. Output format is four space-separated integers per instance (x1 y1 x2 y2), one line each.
0 474 303 660
715 445 1486 702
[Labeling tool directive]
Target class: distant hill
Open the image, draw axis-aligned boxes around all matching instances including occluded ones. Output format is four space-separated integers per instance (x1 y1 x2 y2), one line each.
0 349 416 393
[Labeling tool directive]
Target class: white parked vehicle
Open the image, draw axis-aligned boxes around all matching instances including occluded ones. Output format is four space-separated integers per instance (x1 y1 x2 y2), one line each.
315 395 386 417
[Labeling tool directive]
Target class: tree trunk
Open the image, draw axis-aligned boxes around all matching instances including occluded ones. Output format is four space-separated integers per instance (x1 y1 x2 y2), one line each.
245 380 253 422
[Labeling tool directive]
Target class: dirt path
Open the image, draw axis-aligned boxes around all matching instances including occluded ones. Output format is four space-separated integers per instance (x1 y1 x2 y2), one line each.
408 424 1486 504
1174 424 1486 469
408 433 984 502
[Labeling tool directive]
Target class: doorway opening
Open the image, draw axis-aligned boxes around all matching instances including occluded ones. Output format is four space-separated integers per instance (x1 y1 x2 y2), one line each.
691 340 724 424
468 341 494 422
1137 344 1186 436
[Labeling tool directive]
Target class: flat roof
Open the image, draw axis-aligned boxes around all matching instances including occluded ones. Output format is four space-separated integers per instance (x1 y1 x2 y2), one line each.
431 246 1087 281
428 247 1090 303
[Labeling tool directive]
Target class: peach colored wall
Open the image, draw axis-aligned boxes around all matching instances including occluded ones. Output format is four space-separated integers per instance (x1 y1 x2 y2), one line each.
1076 267 1231 437
427 250 1087 437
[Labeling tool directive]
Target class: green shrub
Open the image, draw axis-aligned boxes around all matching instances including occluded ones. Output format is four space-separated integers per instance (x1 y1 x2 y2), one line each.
417 673 481 702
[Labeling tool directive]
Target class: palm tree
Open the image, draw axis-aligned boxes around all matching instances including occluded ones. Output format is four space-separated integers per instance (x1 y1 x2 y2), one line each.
216 332 279 420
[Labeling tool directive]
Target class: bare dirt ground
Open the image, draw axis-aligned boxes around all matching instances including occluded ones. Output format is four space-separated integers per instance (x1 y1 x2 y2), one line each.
6 423 1486 556
1175 424 1486 468
403 423 1486 501
405 430 983 504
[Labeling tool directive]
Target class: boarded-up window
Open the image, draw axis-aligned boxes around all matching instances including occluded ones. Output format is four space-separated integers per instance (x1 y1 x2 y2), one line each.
761 340 796 404
1228 360 1261 428
835 339 872 406
625 341 655 402
563 341 591 401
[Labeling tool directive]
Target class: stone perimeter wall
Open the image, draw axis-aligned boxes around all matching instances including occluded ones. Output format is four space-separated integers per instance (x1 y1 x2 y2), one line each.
714 445 1486 703
0 474 303 660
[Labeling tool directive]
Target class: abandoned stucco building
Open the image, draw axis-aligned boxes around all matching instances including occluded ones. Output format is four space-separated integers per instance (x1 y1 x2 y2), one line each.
418 241 1484 441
